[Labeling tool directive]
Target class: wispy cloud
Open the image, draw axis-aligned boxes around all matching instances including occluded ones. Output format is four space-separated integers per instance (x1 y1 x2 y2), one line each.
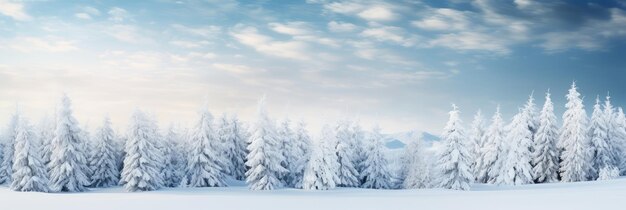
0 0 31 21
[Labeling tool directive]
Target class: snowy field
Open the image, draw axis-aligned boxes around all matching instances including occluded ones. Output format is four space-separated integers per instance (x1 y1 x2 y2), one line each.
1 177 625 210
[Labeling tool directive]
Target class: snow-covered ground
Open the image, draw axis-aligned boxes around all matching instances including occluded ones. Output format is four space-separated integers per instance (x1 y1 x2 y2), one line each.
1 177 625 210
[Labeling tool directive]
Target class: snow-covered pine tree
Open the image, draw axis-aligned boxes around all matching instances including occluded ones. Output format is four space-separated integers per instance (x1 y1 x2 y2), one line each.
48 95 91 192
494 109 534 186
245 96 287 190
588 96 619 180
120 110 164 192
350 121 367 184
277 118 297 187
88 117 120 188
437 105 473 190
559 82 593 182
301 125 340 190
181 106 228 187
360 125 393 189
476 106 505 183
292 120 312 188
468 110 485 180
162 125 184 187
522 94 539 145
531 92 560 183
37 114 55 171
0 110 19 184
10 117 49 192
614 108 626 175
402 137 430 189
226 115 248 181
334 120 360 187
216 114 234 177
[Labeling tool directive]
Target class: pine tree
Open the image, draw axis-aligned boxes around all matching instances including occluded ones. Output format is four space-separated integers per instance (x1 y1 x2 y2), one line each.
0 110 19 184
215 114 234 177
559 82 593 182
494 110 534 185
48 95 91 192
88 117 120 188
225 115 248 181
181 106 228 187
350 122 367 185
301 125 339 190
162 126 184 187
476 107 505 183
37 114 55 171
245 96 287 190
402 137 430 189
531 92 560 183
468 111 485 180
292 120 312 188
10 117 49 192
588 96 619 180
334 120 360 187
277 118 297 187
120 110 164 192
360 126 393 189
437 105 473 190
614 108 626 175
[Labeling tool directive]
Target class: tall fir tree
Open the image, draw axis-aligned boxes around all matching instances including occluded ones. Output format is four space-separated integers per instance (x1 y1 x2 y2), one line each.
476 106 505 183
350 122 367 185
360 126 393 189
48 95 91 192
10 117 49 192
181 106 228 187
588 96 619 180
614 108 626 175
531 92 560 183
215 114 234 177
245 96 287 190
494 110 534 185
402 137 430 189
437 105 473 190
277 118 297 187
559 82 593 182
88 117 120 188
334 120 360 187
0 110 19 184
37 114 55 172
301 125 339 190
120 110 164 192
292 120 312 188
162 126 184 187
225 115 248 181
468 110 485 180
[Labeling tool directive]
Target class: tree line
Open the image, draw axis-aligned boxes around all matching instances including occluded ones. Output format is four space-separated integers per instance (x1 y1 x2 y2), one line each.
0 81 624 192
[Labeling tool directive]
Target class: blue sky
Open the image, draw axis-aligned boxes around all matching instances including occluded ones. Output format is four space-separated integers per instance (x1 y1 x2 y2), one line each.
1 0 626 133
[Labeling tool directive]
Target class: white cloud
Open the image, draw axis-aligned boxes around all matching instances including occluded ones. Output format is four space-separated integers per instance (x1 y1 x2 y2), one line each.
328 21 358 33
84 6 101 16
0 0 31 21
171 24 221 38
412 8 469 31
169 40 209 49
7 37 78 53
268 22 311 36
429 32 510 54
75 13 91 20
357 5 396 21
106 24 142 43
360 26 417 47
230 25 309 60
324 1 365 14
212 63 262 74
108 7 129 22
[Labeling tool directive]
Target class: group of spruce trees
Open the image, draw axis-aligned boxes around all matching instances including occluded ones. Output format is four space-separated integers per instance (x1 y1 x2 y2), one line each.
0 82 624 193
0 95 399 192
437 82 626 190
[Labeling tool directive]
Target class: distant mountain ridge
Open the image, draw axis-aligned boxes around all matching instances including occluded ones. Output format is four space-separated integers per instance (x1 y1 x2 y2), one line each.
383 130 441 149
